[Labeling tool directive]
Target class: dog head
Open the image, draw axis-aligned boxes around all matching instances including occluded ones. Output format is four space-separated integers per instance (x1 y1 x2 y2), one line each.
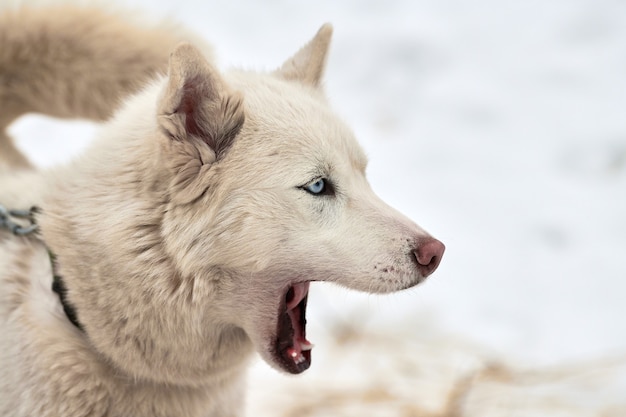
156 26 445 375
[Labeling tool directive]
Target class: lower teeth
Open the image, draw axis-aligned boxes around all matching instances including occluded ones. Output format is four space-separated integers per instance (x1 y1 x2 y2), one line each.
287 348 305 364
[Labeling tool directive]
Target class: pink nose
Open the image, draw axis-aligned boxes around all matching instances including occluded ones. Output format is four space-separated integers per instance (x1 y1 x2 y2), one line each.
414 237 445 278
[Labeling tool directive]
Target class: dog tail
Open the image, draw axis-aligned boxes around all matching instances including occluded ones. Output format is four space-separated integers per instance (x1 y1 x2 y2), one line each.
0 5 206 171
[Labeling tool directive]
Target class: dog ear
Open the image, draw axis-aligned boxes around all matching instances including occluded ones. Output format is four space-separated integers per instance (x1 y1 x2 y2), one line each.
275 23 333 88
158 43 245 161
159 44 244 205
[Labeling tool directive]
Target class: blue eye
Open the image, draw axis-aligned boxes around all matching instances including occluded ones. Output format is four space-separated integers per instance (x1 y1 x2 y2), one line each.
304 178 326 195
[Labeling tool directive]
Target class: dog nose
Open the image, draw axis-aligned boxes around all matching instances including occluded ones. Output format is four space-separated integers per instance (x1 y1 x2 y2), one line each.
414 238 445 278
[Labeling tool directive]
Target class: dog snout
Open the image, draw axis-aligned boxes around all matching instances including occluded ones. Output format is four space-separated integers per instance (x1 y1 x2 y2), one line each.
413 237 445 278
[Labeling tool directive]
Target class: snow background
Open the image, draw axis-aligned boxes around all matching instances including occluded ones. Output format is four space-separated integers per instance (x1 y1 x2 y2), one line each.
8 0 626 414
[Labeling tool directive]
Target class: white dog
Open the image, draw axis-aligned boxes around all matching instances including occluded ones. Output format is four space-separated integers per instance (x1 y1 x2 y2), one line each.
0 5 444 416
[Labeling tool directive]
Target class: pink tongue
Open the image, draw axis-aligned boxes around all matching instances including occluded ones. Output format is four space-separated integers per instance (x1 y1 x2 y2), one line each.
286 283 313 360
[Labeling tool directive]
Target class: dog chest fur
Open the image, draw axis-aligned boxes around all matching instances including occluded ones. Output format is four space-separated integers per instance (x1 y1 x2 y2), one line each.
0 6 444 416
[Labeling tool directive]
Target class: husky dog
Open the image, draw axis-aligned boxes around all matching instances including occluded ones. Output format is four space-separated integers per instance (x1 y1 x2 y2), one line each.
0 5 444 416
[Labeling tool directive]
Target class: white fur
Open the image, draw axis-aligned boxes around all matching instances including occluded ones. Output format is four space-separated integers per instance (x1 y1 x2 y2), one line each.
0 6 444 416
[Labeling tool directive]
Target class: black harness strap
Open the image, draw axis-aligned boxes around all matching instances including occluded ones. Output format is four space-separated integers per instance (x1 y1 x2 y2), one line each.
1 204 83 331
49 251 83 331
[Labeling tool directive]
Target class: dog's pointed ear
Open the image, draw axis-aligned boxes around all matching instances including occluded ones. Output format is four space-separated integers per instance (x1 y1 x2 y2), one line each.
158 43 245 160
275 23 333 88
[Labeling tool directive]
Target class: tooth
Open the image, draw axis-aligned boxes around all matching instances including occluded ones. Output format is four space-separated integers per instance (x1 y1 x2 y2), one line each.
300 341 314 351
288 348 298 359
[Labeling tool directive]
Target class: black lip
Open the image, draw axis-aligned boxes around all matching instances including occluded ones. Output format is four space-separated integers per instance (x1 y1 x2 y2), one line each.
273 290 310 374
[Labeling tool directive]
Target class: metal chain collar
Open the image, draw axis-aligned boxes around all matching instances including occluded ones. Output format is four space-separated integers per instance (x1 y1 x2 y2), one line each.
1 204 81 329
0 204 39 236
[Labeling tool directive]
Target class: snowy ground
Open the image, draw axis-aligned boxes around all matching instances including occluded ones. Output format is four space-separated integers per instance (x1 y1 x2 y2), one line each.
8 0 626 415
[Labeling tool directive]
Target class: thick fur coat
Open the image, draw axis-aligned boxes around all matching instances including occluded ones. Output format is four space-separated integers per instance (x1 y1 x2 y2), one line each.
0 5 444 416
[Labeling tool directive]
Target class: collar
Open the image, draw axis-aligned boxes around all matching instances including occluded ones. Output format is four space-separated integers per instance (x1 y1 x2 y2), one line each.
1 204 83 331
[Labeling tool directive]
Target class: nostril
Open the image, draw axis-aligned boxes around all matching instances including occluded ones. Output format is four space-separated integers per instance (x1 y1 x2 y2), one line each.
413 238 445 278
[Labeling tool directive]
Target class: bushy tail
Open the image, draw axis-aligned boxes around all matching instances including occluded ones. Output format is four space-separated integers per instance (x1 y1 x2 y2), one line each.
0 4 206 170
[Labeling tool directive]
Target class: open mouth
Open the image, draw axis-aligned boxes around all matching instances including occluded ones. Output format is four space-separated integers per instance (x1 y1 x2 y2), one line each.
274 282 313 374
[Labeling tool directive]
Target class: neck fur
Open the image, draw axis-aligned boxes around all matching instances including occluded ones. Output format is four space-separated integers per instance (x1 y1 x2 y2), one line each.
37 83 253 385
